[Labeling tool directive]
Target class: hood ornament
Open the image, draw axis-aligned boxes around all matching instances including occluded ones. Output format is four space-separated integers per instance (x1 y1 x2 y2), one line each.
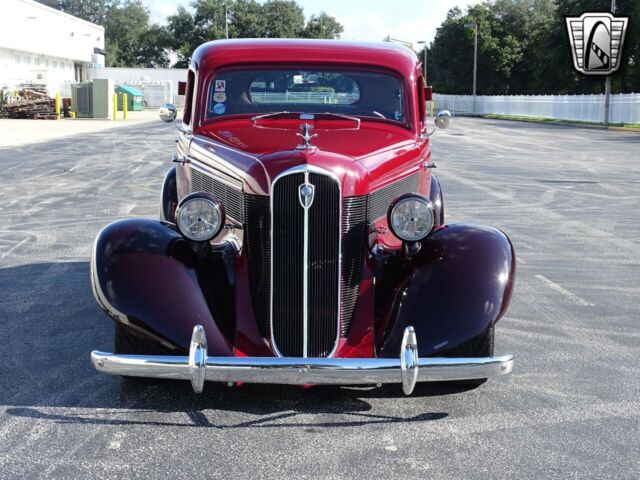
296 123 318 150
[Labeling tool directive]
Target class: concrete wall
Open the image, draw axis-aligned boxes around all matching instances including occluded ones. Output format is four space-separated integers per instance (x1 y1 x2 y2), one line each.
0 0 104 95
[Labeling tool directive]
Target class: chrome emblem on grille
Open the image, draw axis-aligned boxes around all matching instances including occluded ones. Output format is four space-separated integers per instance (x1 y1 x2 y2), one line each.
298 182 315 209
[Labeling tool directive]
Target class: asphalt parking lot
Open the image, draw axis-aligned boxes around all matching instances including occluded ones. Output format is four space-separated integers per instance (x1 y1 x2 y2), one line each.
0 117 638 479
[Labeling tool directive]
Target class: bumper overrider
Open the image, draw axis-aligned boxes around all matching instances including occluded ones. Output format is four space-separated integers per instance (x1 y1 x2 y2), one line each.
91 326 514 395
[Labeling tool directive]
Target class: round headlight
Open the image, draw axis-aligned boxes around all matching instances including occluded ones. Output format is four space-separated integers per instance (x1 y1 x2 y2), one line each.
388 194 435 242
176 193 225 242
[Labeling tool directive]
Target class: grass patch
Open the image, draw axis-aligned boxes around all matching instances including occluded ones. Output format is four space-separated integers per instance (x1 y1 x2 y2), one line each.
480 113 640 131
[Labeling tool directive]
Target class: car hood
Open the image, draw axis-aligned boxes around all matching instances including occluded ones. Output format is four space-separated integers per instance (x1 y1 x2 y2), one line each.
200 118 415 160
192 119 427 197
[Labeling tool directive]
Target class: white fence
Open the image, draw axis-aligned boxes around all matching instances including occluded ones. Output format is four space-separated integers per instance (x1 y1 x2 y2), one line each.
250 91 359 104
433 93 640 124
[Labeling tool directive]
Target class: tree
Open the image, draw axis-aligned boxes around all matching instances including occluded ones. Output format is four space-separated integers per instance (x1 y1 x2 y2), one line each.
168 0 344 66
38 0 116 25
303 12 344 39
427 0 639 95
261 0 305 37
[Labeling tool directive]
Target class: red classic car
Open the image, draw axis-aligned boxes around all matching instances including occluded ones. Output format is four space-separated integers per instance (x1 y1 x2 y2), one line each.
91 39 515 395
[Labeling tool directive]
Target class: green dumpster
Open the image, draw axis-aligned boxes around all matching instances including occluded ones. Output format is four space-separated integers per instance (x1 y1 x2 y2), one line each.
116 85 144 111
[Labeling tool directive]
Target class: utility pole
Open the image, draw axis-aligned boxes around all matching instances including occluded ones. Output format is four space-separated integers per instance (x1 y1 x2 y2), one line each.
604 0 615 126
464 23 478 116
225 2 229 39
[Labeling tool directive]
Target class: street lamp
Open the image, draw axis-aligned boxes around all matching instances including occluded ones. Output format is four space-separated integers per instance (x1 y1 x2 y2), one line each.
464 22 478 116
417 40 427 85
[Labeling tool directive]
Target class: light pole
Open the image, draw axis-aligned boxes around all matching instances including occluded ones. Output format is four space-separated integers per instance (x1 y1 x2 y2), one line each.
604 0 616 126
417 40 427 85
464 22 478 116
224 2 229 39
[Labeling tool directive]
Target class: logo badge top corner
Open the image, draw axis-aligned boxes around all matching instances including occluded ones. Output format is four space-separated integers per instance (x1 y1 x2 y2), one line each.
566 12 629 76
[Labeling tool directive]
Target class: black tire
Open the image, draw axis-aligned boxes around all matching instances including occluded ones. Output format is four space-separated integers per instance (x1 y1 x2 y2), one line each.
114 323 170 355
114 324 172 383
441 327 494 388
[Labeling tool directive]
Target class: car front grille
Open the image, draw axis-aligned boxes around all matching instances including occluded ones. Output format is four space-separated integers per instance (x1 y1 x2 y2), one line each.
271 170 341 357
184 165 408 355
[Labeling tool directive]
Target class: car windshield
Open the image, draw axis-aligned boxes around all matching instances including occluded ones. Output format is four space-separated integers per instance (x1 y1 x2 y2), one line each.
206 68 407 125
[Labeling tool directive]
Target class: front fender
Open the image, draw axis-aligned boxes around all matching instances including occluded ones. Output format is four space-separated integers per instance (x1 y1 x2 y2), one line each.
91 218 233 355
378 222 515 357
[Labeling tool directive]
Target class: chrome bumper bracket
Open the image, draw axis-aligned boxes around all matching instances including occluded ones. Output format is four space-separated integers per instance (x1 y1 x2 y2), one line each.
91 325 514 395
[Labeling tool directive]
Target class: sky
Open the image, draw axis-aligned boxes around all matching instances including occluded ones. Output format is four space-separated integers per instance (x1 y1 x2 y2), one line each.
147 0 477 48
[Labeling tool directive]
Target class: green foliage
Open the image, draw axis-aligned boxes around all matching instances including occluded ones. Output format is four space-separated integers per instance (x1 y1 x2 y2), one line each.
427 0 639 94
302 13 344 39
42 0 342 68
168 0 344 66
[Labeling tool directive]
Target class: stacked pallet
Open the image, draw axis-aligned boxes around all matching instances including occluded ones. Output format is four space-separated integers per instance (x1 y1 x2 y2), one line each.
0 87 56 119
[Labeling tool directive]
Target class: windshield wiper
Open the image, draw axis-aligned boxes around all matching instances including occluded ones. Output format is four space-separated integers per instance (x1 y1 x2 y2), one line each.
315 112 361 129
251 111 294 122
251 111 361 129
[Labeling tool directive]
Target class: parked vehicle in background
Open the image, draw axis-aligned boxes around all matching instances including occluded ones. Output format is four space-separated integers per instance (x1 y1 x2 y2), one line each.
90 39 515 395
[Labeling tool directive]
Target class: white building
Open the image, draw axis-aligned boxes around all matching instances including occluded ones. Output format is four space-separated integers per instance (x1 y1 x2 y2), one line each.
0 0 104 95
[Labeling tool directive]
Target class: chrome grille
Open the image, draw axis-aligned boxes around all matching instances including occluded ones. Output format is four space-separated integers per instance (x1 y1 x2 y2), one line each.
188 166 245 222
271 169 340 358
341 196 368 336
367 172 420 222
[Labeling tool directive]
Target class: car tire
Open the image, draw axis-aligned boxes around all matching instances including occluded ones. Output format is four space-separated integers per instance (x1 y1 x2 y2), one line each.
114 323 170 355
114 324 173 383
441 327 494 388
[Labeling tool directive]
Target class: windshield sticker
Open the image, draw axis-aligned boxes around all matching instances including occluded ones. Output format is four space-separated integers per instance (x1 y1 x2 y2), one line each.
213 92 227 103
215 80 226 92
213 103 226 115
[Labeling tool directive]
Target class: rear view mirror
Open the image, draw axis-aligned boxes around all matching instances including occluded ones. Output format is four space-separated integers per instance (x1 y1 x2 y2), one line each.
159 103 177 122
435 110 452 129
178 81 187 96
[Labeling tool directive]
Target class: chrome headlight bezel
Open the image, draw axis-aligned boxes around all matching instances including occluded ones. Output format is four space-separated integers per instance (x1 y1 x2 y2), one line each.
387 193 435 242
176 192 225 242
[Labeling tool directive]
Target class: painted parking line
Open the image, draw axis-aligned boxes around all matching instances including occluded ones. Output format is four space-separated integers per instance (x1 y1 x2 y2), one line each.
535 274 594 306
0 237 30 260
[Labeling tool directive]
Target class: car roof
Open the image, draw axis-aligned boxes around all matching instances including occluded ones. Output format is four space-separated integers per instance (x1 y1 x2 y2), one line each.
192 39 419 78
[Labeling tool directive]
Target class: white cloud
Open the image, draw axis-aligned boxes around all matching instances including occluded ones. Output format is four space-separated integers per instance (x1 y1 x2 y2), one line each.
147 0 184 25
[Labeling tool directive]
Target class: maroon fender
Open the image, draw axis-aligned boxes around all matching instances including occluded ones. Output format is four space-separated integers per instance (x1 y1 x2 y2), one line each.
429 174 444 227
377 222 515 357
91 218 233 355
160 166 178 224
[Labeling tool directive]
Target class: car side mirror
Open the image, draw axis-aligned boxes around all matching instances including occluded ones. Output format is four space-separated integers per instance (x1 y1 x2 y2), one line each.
178 81 187 96
435 110 452 130
159 103 177 123
424 85 433 102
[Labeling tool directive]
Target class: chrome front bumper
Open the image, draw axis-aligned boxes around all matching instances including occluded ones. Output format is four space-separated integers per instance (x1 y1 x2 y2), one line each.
91 325 514 395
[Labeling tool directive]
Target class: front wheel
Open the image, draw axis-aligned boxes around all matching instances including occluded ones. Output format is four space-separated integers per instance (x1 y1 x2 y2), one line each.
441 327 494 388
